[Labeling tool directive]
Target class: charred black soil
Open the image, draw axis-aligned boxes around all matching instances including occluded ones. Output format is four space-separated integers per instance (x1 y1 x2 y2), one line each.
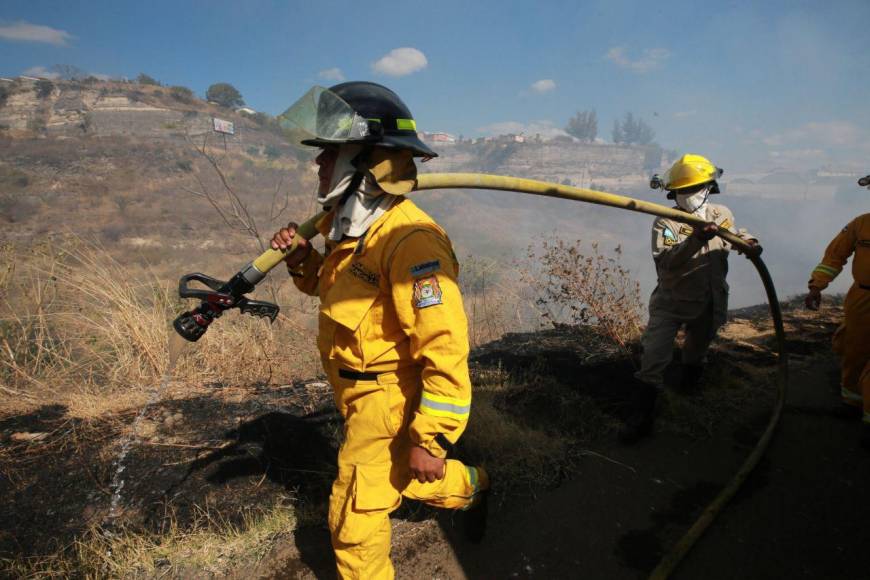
2 301 863 580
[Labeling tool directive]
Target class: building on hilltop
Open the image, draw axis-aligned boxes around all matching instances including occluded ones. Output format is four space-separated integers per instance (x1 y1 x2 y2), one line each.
419 131 456 144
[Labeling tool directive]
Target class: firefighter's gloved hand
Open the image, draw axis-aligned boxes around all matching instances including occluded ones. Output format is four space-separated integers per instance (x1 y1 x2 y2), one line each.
409 445 446 484
270 221 311 267
692 222 719 242
737 239 763 258
805 287 822 310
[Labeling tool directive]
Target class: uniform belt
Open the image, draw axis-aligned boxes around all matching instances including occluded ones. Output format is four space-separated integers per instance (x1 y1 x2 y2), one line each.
338 368 381 381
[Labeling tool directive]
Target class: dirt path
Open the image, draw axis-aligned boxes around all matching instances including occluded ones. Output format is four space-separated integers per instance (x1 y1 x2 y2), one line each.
675 347 870 580
390 311 870 580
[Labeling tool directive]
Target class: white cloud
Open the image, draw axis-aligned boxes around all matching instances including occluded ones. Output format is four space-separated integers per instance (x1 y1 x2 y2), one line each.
477 120 571 140
768 148 825 160
530 79 556 93
0 21 72 46
605 46 670 73
22 65 60 79
318 67 345 82
371 47 428 77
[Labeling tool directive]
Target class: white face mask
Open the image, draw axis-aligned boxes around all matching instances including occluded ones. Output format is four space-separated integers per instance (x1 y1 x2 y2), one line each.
675 189 709 214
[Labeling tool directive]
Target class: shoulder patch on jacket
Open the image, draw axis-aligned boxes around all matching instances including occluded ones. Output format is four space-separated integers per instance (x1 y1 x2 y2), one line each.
413 275 443 308
410 260 441 277
662 227 678 246
679 225 694 236
350 262 379 287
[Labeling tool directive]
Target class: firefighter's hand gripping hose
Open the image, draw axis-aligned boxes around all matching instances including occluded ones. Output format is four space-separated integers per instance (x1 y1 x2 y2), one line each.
173 173 788 579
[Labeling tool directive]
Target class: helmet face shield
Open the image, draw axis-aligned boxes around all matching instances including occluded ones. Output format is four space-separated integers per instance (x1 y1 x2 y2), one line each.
277 86 372 148
277 82 438 158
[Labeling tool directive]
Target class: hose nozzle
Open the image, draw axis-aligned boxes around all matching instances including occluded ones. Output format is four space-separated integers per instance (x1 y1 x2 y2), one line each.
172 271 279 343
173 307 216 342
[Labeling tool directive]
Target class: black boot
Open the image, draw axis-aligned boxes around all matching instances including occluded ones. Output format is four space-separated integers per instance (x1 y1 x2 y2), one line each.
861 424 870 451
460 466 490 544
831 403 863 421
677 364 705 394
619 380 659 445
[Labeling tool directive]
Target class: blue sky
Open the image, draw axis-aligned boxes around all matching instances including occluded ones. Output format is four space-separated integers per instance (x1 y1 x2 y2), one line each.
2 0 869 172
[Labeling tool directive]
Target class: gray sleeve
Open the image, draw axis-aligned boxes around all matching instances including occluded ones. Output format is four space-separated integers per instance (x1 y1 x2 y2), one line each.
652 217 704 270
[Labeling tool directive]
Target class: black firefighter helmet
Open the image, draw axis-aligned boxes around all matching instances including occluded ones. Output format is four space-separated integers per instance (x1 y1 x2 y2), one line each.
278 81 437 158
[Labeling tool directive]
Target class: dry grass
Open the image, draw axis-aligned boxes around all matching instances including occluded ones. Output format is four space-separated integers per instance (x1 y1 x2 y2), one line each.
460 367 573 495
2 500 297 579
0 239 320 417
460 254 536 347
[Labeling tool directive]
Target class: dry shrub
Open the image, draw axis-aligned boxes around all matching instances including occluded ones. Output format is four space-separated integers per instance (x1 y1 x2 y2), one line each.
519 237 644 351
460 254 534 347
0 239 319 417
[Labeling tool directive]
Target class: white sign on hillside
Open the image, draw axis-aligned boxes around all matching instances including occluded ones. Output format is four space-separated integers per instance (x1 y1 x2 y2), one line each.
212 117 235 135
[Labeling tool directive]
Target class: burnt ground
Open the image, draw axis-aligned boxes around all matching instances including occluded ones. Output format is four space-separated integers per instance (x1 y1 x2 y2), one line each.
387 303 870 580
2 301 867 579
0 381 342 563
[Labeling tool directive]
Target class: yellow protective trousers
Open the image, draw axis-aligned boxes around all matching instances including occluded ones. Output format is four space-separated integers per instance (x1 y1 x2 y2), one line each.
326 366 484 580
832 285 870 423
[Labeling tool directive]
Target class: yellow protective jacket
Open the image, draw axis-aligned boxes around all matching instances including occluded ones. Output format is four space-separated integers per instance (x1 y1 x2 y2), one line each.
290 197 471 458
648 202 753 323
809 213 870 292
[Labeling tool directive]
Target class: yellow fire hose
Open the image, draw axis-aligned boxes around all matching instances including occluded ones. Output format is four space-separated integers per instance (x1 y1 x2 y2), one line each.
230 173 789 579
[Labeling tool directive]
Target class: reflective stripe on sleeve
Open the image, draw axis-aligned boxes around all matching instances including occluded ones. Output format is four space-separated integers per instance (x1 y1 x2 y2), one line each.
813 264 841 278
420 391 471 420
466 465 480 493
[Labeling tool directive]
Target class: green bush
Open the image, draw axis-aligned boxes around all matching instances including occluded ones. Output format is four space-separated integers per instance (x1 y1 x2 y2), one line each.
169 85 194 103
35 80 54 99
206 83 244 108
136 73 160 86
264 144 282 160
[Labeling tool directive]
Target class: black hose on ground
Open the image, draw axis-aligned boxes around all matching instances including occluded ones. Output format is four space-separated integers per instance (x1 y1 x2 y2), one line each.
648 255 788 579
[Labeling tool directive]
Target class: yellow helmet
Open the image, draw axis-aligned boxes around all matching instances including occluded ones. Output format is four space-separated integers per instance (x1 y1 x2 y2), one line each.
656 154 723 194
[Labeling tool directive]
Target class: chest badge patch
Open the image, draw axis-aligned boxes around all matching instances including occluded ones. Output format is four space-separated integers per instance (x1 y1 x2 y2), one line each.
719 218 733 231
679 225 694 236
413 275 443 308
663 227 678 246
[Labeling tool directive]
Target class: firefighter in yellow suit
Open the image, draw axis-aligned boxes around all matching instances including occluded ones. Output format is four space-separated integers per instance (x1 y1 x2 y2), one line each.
805 174 870 449
270 82 488 579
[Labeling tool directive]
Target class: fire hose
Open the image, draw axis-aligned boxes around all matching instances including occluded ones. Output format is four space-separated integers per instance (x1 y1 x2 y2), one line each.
173 173 788 579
